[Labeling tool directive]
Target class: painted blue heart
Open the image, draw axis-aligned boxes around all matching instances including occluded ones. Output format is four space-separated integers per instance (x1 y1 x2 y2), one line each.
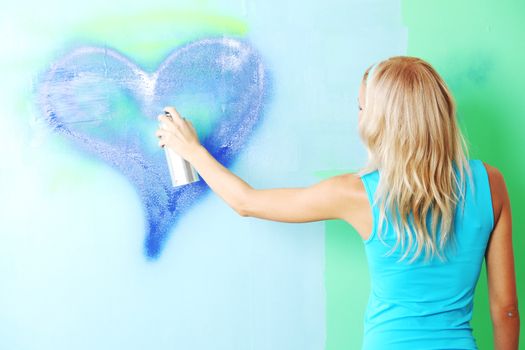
36 38 269 260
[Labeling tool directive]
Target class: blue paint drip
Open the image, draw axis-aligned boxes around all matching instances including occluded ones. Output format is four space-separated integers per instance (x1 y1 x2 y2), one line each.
36 38 271 260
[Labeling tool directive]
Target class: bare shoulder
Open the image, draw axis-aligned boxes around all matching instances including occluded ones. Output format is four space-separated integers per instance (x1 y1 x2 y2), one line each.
318 172 367 209
481 161 507 223
330 172 372 239
329 172 368 201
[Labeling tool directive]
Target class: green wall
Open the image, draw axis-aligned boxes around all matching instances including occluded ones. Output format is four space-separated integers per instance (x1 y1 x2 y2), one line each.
404 2 525 348
326 1 525 348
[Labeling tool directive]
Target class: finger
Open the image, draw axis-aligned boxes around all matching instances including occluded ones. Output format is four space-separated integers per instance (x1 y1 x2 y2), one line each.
170 124 185 140
181 118 193 132
165 108 189 129
157 115 168 125
157 114 172 123
157 125 182 143
163 106 182 120
156 126 170 134
157 115 178 132
161 113 185 132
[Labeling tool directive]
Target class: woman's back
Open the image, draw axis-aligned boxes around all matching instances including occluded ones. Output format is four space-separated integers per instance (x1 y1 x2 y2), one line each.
187 55 519 349
359 158 493 349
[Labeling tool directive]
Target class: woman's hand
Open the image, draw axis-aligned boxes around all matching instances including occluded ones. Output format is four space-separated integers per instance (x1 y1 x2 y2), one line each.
155 106 202 161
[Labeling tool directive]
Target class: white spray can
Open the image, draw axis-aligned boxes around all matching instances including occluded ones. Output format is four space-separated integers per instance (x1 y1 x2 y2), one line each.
161 111 200 187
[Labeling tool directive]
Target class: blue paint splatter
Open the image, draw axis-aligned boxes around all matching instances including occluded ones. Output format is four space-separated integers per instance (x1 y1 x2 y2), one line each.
36 38 270 260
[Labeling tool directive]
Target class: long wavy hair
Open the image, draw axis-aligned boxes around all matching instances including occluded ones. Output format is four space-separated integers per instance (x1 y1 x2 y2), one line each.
357 56 474 263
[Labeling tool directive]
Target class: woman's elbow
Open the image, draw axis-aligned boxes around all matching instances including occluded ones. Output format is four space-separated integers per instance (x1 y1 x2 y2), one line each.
236 206 250 217
236 187 254 217
239 210 250 217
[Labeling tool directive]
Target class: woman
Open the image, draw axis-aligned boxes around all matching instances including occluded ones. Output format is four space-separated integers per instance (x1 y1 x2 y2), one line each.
155 56 519 349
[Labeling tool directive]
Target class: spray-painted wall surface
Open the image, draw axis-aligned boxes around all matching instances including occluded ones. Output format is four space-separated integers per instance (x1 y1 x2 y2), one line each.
2 0 522 349
0 1 405 349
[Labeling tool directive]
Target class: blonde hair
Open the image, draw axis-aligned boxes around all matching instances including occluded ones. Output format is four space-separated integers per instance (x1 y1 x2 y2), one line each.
357 56 474 263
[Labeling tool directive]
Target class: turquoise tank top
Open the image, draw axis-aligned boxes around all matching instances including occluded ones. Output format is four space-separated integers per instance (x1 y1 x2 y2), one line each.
359 159 494 350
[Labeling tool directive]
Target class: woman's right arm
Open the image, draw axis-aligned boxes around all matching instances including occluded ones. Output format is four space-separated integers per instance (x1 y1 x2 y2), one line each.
484 163 520 350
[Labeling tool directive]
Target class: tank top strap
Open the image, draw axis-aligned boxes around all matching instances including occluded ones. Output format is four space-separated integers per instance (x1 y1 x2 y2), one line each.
359 170 381 243
469 159 495 232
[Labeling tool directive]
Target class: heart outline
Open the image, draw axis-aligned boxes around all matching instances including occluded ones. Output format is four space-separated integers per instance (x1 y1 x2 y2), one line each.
36 37 270 260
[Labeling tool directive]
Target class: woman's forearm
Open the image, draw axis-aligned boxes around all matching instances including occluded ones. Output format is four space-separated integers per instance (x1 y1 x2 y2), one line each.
492 311 520 350
187 145 252 215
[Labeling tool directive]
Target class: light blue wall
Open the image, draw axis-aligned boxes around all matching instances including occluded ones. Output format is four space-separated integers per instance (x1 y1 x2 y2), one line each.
0 0 406 349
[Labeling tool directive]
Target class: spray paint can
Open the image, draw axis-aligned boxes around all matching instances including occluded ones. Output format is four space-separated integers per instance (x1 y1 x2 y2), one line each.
161 111 200 187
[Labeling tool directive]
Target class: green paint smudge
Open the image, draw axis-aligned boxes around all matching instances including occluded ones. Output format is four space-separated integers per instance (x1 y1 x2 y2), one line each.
71 10 248 66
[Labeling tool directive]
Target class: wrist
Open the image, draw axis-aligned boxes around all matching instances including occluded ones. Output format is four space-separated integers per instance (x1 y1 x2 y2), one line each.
188 144 207 165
